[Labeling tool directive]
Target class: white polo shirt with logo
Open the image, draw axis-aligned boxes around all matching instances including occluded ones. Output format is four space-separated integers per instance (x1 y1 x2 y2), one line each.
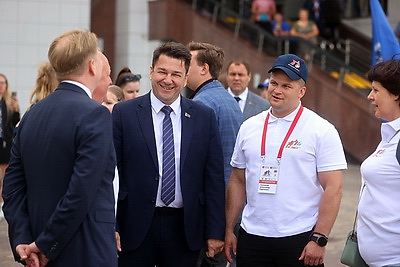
231 104 347 237
358 118 400 267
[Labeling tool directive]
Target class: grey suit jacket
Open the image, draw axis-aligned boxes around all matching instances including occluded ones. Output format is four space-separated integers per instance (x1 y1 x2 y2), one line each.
243 90 270 120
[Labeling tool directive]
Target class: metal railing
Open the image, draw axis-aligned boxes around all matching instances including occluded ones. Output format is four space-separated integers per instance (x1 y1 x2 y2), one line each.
188 0 372 93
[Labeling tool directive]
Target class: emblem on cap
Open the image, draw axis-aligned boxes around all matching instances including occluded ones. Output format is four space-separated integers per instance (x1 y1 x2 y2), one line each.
288 60 301 71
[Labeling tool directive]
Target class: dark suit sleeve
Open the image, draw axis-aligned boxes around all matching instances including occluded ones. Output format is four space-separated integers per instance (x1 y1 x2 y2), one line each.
2 123 33 261
203 108 226 241
11 110 20 127
111 104 123 233
112 104 123 179
33 106 115 260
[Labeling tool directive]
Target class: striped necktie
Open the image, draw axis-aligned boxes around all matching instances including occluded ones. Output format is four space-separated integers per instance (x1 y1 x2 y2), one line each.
161 106 175 206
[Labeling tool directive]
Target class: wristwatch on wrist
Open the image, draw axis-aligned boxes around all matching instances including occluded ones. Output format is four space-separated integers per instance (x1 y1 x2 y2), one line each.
309 231 328 247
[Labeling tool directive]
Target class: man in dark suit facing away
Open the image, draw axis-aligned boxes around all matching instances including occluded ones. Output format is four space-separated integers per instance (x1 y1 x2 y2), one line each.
2 30 117 267
113 41 226 267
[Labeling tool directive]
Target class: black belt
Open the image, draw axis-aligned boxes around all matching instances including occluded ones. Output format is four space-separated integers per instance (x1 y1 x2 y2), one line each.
155 207 183 215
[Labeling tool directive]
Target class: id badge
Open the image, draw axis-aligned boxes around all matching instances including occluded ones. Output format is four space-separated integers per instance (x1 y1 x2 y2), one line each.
258 165 279 194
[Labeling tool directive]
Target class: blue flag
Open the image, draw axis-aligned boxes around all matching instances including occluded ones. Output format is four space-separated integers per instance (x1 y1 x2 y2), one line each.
370 0 400 65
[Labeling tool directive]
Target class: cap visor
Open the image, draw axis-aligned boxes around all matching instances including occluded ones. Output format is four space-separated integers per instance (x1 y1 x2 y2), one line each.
268 66 301 81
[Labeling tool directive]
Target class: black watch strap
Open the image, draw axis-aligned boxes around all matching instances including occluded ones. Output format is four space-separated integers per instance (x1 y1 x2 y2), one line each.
309 232 328 247
312 231 328 238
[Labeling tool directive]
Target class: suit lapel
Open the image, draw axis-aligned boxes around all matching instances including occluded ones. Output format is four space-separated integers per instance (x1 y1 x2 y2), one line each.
137 93 158 170
180 97 194 170
243 92 253 118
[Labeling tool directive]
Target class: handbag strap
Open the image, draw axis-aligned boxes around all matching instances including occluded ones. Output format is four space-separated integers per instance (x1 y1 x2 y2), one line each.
351 211 358 231
352 183 366 231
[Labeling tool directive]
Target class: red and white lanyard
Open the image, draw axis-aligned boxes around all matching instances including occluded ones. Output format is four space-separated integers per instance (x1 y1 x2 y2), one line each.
261 106 304 163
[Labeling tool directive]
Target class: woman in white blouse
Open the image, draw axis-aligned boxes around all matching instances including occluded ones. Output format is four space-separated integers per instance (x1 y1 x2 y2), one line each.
358 59 400 267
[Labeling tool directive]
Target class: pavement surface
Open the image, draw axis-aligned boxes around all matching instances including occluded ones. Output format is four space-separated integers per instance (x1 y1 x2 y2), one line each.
0 162 361 267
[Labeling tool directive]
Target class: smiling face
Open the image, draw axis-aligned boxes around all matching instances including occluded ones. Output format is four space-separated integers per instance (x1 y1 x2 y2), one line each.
150 54 187 105
368 81 400 121
268 70 306 118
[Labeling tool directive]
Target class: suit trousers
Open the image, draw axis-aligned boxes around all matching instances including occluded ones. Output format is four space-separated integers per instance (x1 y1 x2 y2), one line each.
236 227 324 267
118 207 199 267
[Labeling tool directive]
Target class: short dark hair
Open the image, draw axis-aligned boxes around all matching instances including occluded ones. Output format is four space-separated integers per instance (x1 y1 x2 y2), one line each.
367 59 400 97
152 42 191 73
187 41 225 79
227 59 251 75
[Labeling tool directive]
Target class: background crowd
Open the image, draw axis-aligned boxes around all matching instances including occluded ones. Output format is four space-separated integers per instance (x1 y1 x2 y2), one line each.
1 1 400 265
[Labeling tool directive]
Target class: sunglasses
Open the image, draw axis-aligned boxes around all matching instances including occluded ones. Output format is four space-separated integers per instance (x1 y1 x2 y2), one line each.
122 74 141 83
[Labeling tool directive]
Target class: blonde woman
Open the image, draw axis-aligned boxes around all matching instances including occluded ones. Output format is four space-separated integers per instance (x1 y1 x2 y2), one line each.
29 62 58 105
102 85 124 113
0 73 20 219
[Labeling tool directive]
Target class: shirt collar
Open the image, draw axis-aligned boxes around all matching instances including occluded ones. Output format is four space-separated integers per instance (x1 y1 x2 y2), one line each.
228 87 248 101
382 117 400 142
269 102 302 123
188 78 215 99
61 80 92 98
150 91 181 115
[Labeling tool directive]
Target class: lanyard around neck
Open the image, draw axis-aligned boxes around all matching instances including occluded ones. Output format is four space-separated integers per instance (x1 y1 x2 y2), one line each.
261 106 304 161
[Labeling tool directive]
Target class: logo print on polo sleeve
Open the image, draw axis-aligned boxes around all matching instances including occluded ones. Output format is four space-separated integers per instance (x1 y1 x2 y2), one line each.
288 60 301 71
285 139 302 149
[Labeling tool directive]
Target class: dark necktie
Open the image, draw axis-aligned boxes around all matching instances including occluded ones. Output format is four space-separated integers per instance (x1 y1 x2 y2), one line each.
161 106 175 206
234 96 241 102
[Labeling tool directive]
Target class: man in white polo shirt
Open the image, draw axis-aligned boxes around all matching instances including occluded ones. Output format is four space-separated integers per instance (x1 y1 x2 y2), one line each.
224 54 347 267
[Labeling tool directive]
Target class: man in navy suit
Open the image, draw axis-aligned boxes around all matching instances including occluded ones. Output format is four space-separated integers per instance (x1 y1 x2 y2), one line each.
113 42 226 266
226 59 270 120
2 30 117 267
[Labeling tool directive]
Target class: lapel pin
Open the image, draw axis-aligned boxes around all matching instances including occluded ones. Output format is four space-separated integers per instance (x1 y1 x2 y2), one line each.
185 112 191 118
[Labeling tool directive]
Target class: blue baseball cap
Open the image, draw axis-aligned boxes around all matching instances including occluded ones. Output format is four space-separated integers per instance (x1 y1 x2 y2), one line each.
257 78 270 89
268 54 308 82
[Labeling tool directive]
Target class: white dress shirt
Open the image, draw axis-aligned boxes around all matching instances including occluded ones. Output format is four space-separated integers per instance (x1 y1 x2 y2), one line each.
61 80 92 98
150 92 183 208
228 87 249 112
